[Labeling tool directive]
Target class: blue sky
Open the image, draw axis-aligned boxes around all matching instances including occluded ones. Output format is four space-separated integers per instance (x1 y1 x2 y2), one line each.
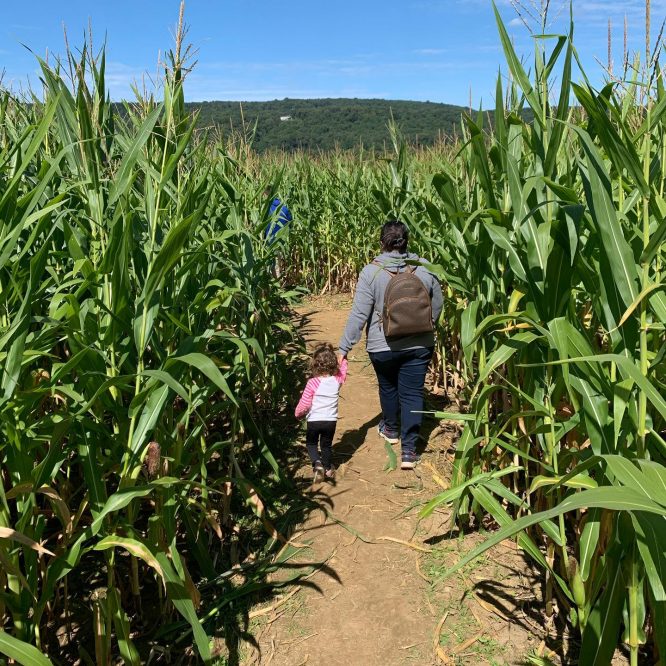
1 1 664 106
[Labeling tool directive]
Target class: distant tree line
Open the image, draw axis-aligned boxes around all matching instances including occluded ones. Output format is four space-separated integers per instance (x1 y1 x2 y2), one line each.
186 98 483 152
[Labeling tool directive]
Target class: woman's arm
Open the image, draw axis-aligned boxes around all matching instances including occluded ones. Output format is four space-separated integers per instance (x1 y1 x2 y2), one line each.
338 267 375 354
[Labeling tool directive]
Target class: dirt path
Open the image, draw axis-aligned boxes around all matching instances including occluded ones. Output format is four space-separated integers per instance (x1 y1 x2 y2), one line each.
250 297 544 666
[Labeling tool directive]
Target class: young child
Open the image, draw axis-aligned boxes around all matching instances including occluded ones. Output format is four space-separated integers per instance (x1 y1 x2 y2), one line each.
295 343 348 481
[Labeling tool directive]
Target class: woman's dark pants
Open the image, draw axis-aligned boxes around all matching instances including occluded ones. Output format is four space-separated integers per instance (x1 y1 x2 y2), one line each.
369 347 433 456
305 421 336 469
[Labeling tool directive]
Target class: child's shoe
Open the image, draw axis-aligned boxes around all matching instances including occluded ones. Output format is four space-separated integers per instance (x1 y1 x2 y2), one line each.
324 466 336 480
377 420 399 444
313 460 325 482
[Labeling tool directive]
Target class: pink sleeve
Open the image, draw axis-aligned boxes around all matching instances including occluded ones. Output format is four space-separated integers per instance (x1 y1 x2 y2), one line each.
336 358 348 384
295 378 320 419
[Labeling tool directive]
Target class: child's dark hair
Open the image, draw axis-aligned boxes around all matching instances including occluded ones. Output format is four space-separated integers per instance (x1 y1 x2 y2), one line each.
310 343 339 377
380 220 409 253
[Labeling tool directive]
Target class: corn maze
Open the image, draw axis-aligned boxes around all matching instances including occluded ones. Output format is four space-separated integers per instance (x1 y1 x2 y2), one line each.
1 2 665 665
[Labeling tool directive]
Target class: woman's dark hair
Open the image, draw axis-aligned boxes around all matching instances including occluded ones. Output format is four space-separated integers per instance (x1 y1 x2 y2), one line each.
310 343 339 377
380 220 409 253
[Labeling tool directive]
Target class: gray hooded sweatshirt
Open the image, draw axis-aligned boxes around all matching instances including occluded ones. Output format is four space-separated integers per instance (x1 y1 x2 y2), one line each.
338 251 443 355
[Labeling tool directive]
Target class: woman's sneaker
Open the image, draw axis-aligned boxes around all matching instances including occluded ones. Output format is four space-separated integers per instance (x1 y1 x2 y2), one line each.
377 420 399 444
401 453 419 470
324 466 336 480
313 460 325 481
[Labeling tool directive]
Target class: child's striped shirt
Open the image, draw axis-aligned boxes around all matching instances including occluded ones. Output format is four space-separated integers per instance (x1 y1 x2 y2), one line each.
295 359 348 421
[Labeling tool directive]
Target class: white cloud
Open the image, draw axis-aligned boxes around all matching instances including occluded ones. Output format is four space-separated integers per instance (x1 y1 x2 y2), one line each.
413 48 447 55
183 81 389 101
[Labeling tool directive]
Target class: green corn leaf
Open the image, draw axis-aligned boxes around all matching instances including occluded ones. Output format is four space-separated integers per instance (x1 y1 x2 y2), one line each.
108 104 163 206
579 508 601 582
78 431 107 518
613 379 635 449
542 177 578 204
573 83 648 195
0 632 54 666
155 552 212 663
484 222 528 283
494 71 507 167
444 486 665 578
143 210 201 300
142 369 191 404
94 535 164 578
492 2 544 127
89 485 162 535
419 466 521 519
171 352 238 406
127 383 170 462
640 215 666 265
579 548 627 666
464 115 497 210
471 312 534 343
108 588 141 666
572 126 640 313
133 293 160 357
427 411 475 422
523 354 666 422
569 375 613 455
632 513 666 602
460 299 480 367
485 435 545 466
544 34 572 175
604 456 666 508
470 486 569 590
158 114 199 190
0 92 60 211
383 441 397 471
476 331 538 386
547 317 608 395
530 473 597 493
615 282 666 329
0 527 54 556
636 461 666 500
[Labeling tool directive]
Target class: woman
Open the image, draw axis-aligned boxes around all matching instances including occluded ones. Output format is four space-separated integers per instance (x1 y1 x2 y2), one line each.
337 220 443 469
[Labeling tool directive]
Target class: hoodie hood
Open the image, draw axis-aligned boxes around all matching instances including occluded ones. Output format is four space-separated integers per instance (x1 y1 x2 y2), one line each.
373 251 421 272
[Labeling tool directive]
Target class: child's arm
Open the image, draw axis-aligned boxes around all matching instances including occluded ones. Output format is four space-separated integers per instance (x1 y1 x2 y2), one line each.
335 358 348 384
295 378 320 419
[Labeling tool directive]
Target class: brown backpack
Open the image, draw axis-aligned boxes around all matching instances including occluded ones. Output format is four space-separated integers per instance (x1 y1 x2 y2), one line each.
375 263 434 339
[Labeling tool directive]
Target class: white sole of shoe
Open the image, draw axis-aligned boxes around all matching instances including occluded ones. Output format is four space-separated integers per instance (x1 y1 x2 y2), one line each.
377 427 399 445
401 461 416 470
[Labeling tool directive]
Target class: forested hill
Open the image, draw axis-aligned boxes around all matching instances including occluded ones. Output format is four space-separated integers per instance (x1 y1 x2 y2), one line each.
186 98 475 152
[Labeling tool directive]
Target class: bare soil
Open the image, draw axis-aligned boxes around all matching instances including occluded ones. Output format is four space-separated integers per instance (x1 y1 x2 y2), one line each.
245 296 552 666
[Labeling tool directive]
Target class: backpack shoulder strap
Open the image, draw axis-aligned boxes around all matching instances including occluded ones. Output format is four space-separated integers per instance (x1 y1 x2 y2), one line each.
372 260 396 278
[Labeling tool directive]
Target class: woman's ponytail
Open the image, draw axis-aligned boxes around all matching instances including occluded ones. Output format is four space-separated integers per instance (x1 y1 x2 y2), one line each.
380 220 409 253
